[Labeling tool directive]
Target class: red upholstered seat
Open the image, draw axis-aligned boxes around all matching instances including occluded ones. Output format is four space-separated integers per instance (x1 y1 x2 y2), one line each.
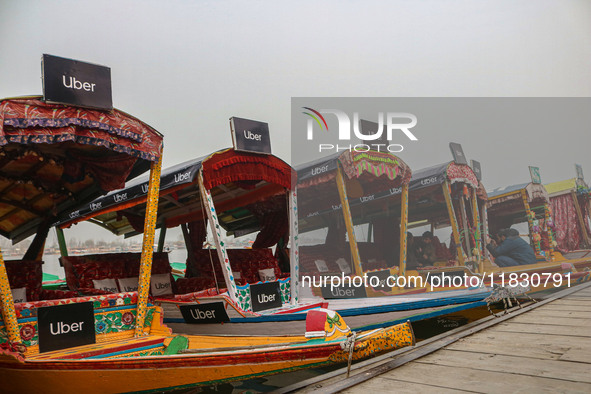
182 248 286 294
60 252 173 294
5 260 78 301
5 260 43 301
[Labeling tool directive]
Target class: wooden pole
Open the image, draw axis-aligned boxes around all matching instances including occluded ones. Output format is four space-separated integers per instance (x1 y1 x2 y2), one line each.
470 192 483 273
134 155 162 337
56 227 69 257
442 181 464 265
0 249 19 343
336 165 363 276
458 195 472 259
398 184 409 276
197 170 239 304
521 190 541 255
157 226 167 253
289 189 300 305
481 203 491 260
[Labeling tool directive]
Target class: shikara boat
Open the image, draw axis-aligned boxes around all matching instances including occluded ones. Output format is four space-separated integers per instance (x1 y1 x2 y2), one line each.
485 180 591 292
57 147 326 322
295 154 492 315
54 146 485 333
545 177 591 254
0 96 415 393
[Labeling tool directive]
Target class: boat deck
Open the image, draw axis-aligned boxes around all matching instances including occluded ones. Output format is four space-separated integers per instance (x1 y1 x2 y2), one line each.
279 281 591 393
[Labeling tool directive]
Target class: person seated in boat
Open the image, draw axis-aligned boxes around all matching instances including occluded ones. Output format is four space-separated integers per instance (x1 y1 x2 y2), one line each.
406 232 422 269
486 228 536 267
416 231 437 266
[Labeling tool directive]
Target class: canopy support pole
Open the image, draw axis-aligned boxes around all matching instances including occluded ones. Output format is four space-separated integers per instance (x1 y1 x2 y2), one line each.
181 223 198 278
459 195 472 259
56 227 68 257
398 184 409 276
288 189 300 305
521 190 541 256
544 203 556 260
0 250 19 343
336 165 363 276
481 203 491 261
134 156 162 337
197 170 239 304
443 181 464 265
157 227 167 253
470 191 483 273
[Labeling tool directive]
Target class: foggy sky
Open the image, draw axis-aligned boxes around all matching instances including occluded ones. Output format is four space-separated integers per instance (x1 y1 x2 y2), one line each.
1 0 590 243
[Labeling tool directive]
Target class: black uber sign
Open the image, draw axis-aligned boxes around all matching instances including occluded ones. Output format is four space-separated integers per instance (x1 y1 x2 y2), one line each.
42 54 113 110
320 281 368 299
449 142 468 165
367 269 392 292
250 281 282 312
230 117 272 155
37 301 95 353
179 302 230 324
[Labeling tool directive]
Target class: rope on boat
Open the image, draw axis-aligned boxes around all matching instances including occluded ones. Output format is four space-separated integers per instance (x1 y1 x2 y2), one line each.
342 331 358 378
0 329 26 355
485 282 536 317
199 192 220 295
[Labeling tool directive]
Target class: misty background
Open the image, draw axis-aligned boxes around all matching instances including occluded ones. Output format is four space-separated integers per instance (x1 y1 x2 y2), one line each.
1 0 590 250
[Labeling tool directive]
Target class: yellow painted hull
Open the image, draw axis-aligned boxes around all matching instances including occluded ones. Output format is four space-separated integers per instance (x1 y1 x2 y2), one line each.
0 320 415 394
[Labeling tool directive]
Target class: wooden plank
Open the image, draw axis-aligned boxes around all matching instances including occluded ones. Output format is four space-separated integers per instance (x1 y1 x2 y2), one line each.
546 299 591 306
415 349 591 383
508 314 591 327
366 363 591 393
521 309 591 319
492 322 591 337
534 304 591 312
563 296 591 301
445 335 591 361
560 348 591 364
457 330 591 350
287 282 591 394
341 376 469 394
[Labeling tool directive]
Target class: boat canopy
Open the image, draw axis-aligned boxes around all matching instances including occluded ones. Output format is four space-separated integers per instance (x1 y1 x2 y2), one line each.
406 161 486 224
487 182 549 207
296 150 412 222
59 148 294 237
409 161 482 192
0 97 163 242
545 178 589 198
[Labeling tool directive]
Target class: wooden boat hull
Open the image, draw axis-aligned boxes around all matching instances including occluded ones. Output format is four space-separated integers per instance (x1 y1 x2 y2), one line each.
0 317 415 394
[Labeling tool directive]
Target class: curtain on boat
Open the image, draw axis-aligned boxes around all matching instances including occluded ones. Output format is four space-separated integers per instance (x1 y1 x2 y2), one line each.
551 194 582 251
202 149 293 191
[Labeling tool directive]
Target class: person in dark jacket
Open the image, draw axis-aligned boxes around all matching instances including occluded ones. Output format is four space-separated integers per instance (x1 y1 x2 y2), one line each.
406 232 422 269
416 231 437 266
486 228 536 267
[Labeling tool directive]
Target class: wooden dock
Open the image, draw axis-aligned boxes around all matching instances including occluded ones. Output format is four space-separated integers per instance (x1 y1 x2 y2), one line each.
279 281 591 393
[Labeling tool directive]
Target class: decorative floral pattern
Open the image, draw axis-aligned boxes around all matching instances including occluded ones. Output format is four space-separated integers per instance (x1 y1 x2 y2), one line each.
198 172 239 303
19 324 35 341
134 157 162 337
0 98 163 162
289 190 300 304
279 279 290 304
551 194 584 252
